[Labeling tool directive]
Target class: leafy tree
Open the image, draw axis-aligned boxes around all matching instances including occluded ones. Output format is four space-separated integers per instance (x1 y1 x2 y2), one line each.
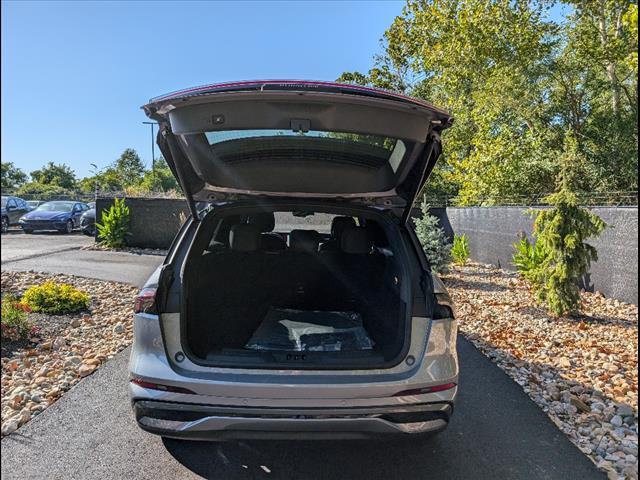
139 157 179 192
1 162 27 190
113 149 146 187
15 182 72 198
30 162 76 189
78 149 149 193
340 0 638 202
78 169 125 193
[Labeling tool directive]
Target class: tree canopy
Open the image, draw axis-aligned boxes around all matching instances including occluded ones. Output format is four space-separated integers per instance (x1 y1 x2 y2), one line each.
1 162 28 190
29 161 77 190
338 0 638 205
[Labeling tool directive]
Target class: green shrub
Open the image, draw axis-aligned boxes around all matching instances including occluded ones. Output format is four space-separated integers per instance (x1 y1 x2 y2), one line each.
1 295 32 341
22 281 90 314
96 197 130 248
451 234 470 265
414 199 451 273
512 233 546 286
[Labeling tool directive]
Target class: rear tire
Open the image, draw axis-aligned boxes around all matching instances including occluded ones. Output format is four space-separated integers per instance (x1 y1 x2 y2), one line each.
1 217 8 234
23 229 34 234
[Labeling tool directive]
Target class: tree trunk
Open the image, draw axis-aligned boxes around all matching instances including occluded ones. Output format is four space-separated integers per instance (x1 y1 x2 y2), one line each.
598 1 623 114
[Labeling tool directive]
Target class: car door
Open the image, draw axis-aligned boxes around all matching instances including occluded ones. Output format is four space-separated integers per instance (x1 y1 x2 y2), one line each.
6 198 20 224
72 203 84 226
16 199 30 219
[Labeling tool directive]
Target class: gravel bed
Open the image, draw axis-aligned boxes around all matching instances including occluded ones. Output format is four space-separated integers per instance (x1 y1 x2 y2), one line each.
445 263 638 480
81 244 168 256
1 271 139 437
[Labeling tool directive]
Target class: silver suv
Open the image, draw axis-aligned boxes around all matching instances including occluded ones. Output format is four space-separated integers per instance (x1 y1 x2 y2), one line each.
130 80 458 440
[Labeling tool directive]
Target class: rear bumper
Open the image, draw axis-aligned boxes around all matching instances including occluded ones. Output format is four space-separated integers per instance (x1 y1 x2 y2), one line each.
133 400 452 440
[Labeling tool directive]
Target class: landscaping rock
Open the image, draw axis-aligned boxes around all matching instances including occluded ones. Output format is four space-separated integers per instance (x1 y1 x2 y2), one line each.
1 271 138 438
78 364 97 377
445 263 638 480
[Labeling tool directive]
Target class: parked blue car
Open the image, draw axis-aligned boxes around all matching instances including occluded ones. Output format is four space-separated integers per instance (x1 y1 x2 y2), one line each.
19 201 90 234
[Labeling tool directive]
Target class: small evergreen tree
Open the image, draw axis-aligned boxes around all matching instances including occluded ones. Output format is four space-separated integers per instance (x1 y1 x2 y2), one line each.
531 134 607 316
414 199 451 273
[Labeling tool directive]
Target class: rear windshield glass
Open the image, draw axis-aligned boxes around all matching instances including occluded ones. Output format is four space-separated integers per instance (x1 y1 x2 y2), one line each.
35 202 75 212
205 130 406 171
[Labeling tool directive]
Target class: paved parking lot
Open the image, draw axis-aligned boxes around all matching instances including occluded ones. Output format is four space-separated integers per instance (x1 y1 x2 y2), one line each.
1 231 92 263
1 231 162 286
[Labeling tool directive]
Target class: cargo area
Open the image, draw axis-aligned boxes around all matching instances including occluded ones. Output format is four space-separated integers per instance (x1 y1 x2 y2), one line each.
182 210 411 368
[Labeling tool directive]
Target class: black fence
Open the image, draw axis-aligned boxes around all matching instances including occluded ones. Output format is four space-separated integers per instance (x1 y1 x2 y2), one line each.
429 206 638 305
422 191 639 207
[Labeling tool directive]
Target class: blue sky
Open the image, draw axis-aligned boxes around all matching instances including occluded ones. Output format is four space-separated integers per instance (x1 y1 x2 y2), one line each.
1 0 405 178
2 1 569 180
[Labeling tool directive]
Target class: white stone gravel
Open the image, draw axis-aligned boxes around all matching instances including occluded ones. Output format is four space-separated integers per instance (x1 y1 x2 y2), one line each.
445 263 638 480
1 271 138 437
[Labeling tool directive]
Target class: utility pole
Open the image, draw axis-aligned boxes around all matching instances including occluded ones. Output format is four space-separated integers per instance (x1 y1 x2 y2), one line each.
142 121 158 191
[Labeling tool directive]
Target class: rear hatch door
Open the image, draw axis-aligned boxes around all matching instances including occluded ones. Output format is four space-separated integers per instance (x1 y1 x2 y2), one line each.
143 81 452 221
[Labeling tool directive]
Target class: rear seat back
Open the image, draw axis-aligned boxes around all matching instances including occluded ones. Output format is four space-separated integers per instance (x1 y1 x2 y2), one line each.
319 216 356 252
247 212 287 253
289 229 321 253
189 223 269 350
319 225 384 305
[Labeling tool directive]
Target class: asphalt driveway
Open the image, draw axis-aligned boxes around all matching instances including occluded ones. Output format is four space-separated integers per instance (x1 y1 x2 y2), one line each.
0 232 603 479
0 339 603 480
1 231 162 286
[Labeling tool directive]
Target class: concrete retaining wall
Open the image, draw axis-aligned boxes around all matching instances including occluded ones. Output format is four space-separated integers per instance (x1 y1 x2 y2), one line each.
95 197 188 249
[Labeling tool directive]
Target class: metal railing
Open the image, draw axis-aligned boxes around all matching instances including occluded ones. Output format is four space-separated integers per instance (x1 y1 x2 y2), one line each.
422 191 639 208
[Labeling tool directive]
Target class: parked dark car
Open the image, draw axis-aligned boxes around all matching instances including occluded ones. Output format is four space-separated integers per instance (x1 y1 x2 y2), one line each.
19 201 89 234
1 195 30 233
80 207 96 236
26 200 45 211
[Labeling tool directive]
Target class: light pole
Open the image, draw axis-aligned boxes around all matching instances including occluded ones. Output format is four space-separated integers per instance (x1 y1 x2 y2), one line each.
89 163 99 201
142 121 158 191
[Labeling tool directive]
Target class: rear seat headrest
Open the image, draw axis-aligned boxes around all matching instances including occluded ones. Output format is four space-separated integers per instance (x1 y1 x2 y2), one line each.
229 224 261 252
341 226 372 254
247 212 275 233
289 230 320 253
331 216 356 241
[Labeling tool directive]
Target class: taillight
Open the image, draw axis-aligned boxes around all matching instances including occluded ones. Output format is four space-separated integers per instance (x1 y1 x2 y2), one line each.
134 287 157 314
433 292 455 319
130 378 195 394
393 382 457 396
